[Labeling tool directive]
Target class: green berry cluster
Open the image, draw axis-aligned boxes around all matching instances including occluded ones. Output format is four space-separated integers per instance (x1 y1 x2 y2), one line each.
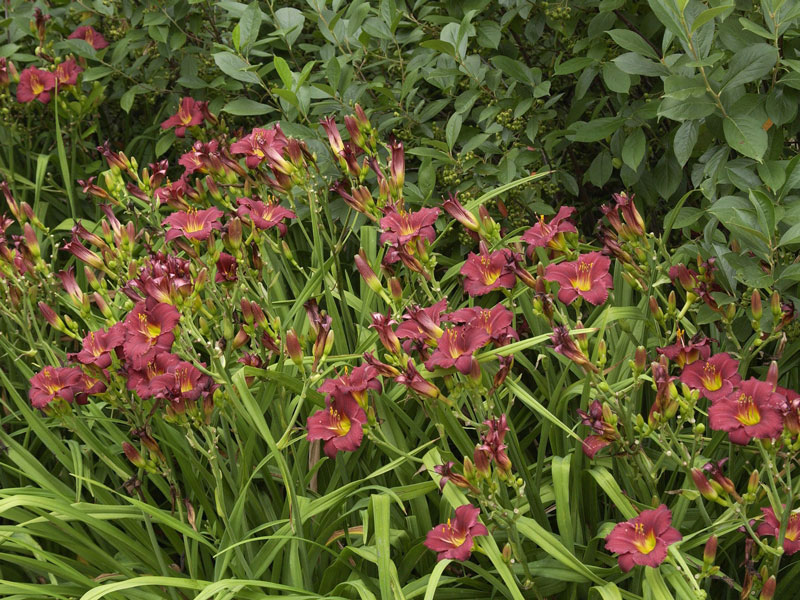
544 3 572 20
496 109 525 132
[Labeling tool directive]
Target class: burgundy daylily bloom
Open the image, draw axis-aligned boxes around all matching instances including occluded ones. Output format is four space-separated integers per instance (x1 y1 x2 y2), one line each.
757 506 800 555
605 505 681 572
433 462 476 492
122 299 181 369
577 400 619 459
425 326 490 375
161 97 206 137
460 242 516 296
379 206 439 247
318 363 382 409
708 378 785 445
396 299 448 352
29 366 85 409
656 331 714 368
780 386 800 436
215 253 238 283
162 207 224 242
550 326 597 373
447 305 518 345
395 360 441 398
230 126 288 170
154 177 194 210
54 59 82 87
68 25 109 49
306 393 367 458
521 206 577 255
544 251 613 305
17 66 55 103
477 415 512 473
150 360 213 405
236 197 296 235
127 352 181 399
424 504 488 562
680 353 741 402
71 323 125 369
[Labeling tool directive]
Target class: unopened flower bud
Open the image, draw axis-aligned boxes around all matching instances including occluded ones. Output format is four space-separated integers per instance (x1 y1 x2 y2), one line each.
473 447 490 477
748 470 760 494
38 302 65 331
771 291 782 318
225 217 242 250
285 330 303 368
502 543 512 563
760 575 776 600
355 250 382 294
389 277 402 301
667 291 676 315
703 535 717 567
649 295 664 322
634 346 647 371
23 224 40 258
232 328 250 349
691 468 719 502
766 361 778 391
751 290 763 320
122 442 146 468
596 339 607 368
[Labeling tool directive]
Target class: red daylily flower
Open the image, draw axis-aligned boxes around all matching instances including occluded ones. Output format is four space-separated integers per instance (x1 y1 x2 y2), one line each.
708 378 785 445
215 253 238 283
680 353 741 402
379 205 439 247
161 97 206 137
577 400 619 459
779 386 800 436
424 504 488 561
550 326 597 373
460 242 516 296
318 363 382 409
433 462 476 492
29 366 85 409
162 207 223 242
71 323 125 369
396 299 448 352
447 304 518 345
521 206 577 255
178 140 225 174
154 177 195 210
425 326 490 375
54 59 82 87
757 506 800 555
545 251 613 305
68 26 109 49
128 251 194 305
236 197 296 235
306 393 367 458
150 360 214 406
230 126 288 170
605 505 682 572
656 331 714 368
17 66 55 104
123 299 181 369
476 415 512 473
126 352 181 399
394 360 441 399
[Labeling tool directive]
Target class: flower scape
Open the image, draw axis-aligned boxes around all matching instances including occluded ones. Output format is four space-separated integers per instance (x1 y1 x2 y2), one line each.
1 95 799 600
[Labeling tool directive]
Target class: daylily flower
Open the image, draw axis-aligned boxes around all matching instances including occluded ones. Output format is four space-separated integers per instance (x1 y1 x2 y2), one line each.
424 504 488 561
230 126 288 170
544 251 613 305
162 207 224 242
318 363 382 409
161 97 206 137
129 251 194 304
54 59 82 87
122 299 181 369
236 197 296 235
656 330 714 368
320 116 345 156
477 415 512 473
154 177 195 210
127 352 181 399
425 326 490 375
29 366 85 409
708 378 785 445
17 66 55 104
521 206 577 254
601 192 645 241
779 386 800 436
215 253 238 283
306 393 367 458
396 299 448 352
443 192 480 232
680 353 741 402
649 358 678 424
605 505 681 572
460 242 516 296
577 400 619 459
379 205 439 247
550 326 597 373
70 323 125 369
150 360 214 407
757 506 800 555
68 25 109 50
447 305 518 345
179 140 225 174
433 462 475 492
395 360 441 399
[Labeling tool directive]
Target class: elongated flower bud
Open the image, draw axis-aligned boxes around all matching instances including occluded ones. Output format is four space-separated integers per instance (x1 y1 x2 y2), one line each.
355 250 382 294
38 302 65 331
123 442 146 468
285 329 303 368
751 290 763 320
760 576 776 600
691 468 719 502
703 535 717 568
